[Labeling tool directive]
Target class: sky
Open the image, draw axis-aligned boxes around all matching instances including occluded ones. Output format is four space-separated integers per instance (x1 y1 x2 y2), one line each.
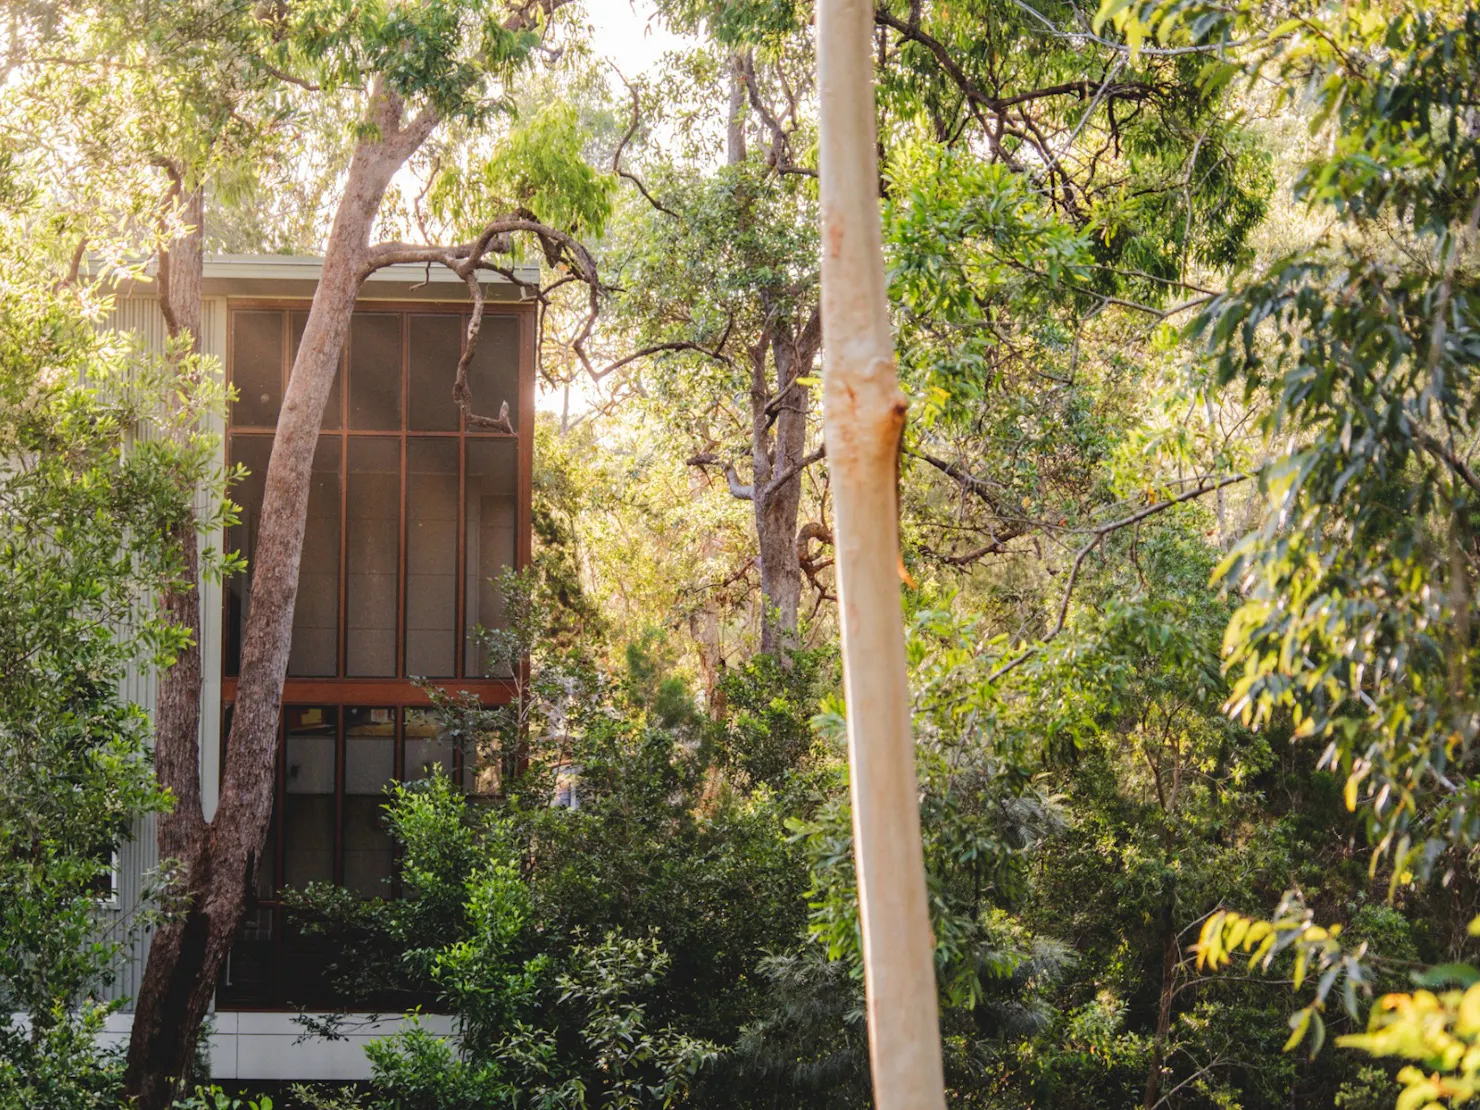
530 2 697 420
584 1 688 77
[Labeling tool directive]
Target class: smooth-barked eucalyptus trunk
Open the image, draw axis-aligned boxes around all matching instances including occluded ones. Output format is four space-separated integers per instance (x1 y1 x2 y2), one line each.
816 2 946 1108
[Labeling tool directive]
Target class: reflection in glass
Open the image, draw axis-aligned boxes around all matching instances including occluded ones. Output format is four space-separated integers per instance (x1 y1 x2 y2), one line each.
344 707 396 897
283 707 337 888
348 313 403 429
347 438 400 676
406 439 458 676
232 311 283 427
408 315 462 431
467 315 520 430
225 436 272 677
403 708 455 781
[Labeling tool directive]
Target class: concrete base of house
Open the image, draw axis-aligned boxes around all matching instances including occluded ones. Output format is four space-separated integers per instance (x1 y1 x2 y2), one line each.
96 1011 457 1082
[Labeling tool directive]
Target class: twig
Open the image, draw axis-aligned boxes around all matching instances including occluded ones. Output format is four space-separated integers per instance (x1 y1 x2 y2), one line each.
988 473 1250 682
610 66 681 220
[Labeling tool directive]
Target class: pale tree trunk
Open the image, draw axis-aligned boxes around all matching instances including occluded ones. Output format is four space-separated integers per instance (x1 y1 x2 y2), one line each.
124 90 433 1110
817 2 946 1108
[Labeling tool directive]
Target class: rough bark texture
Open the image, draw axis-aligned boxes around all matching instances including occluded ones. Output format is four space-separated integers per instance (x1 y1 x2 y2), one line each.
1143 895 1179 1110
124 92 432 1110
749 310 821 658
123 182 209 1109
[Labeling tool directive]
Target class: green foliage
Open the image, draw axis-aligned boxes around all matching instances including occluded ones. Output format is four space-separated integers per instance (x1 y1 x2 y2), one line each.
268 0 542 123
707 650 829 788
290 584 807 1104
0 212 229 1102
173 1086 274 1110
360 934 719 1110
430 103 616 239
1154 1 1480 880
296 775 729 1108
0 1002 126 1110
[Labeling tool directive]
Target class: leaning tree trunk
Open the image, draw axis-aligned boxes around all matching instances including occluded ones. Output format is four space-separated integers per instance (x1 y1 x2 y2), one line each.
124 92 429 1110
816 2 946 1108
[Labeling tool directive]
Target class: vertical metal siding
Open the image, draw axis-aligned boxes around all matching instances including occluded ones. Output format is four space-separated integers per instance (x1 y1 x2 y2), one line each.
95 295 226 1009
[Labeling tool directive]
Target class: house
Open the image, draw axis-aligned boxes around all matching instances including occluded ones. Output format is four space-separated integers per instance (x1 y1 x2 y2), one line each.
97 254 537 1081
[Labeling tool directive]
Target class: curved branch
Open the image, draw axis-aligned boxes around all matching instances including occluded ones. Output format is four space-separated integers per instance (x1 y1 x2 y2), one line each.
988 473 1250 681
688 453 754 500
764 443 826 501
1420 431 1480 496
610 66 681 220
366 212 608 385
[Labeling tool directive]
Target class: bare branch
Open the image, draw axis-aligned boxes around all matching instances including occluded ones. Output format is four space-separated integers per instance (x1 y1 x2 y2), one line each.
688 452 755 500
764 443 826 500
1420 431 1480 496
610 65 681 220
588 340 731 381
988 473 1250 681
261 61 320 91
909 448 1004 504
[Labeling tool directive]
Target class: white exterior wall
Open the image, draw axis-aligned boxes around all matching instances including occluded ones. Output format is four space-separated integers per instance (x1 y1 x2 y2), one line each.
97 1011 457 1081
99 294 227 1012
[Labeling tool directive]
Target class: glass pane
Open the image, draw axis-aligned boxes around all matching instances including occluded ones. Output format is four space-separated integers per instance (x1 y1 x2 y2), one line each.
403 709 455 782
408 315 463 431
348 313 403 430
464 439 518 676
225 436 273 677
231 311 283 427
466 748 500 796
283 707 337 889
465 314 520 431
347 438 400 677
344 708 396 898
406 439 458 677
292 311 341 430
224 905 278 1006
288 437 341 677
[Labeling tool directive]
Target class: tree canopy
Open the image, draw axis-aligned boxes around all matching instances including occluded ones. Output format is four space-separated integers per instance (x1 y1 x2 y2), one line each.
4 0 1480 1108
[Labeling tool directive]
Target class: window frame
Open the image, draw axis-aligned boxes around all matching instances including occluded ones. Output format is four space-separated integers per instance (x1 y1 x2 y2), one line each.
218 294 531 1011
220 297 535 710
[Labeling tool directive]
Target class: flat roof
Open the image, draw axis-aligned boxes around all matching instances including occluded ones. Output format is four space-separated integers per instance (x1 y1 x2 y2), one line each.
109 253 541 303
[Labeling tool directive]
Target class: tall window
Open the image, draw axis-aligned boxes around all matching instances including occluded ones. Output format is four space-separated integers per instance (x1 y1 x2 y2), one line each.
220 302 528 1009
225 306 525 683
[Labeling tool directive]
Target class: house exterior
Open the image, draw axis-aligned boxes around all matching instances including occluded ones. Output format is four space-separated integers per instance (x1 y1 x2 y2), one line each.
96 254 538 1081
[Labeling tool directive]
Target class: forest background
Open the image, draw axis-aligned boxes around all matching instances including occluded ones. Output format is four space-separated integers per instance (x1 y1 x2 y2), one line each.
2 1 1479 1109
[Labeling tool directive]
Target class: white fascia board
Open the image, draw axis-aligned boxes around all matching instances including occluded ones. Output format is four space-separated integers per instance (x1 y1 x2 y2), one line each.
203 253 542 286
